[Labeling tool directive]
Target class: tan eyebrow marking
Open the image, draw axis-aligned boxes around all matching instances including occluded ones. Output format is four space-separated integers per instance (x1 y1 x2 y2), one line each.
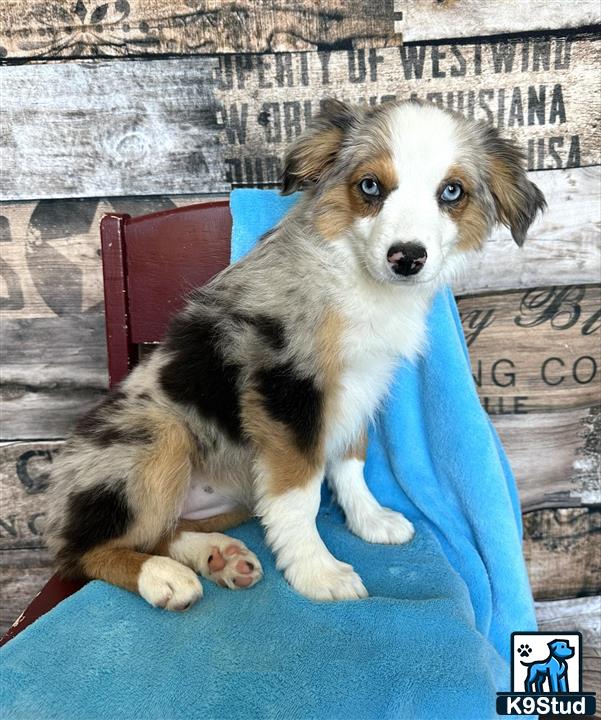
441 165 489 252
315 151 398 240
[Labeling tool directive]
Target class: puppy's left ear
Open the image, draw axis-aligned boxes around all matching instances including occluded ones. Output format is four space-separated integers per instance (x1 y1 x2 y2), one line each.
482 127 546 246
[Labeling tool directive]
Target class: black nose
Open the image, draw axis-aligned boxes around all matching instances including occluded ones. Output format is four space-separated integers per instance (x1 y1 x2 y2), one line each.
387 242 427 276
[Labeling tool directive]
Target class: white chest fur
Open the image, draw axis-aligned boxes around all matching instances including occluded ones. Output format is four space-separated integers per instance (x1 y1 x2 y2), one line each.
326 279 432 459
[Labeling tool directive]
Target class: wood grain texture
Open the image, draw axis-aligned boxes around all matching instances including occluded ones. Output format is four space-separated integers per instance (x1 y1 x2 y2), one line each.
0 559 53 639
0 1 400 60
0 57 226 200
457 284 601 414
453 166 601 296
395 1 601 43
0 195 214 438
1 1 598 61
2 33 599 200
524 507 601 600
214 34 601 186
0 386 106 441
0 442 58 553
536 596 600 705
494 407 600 512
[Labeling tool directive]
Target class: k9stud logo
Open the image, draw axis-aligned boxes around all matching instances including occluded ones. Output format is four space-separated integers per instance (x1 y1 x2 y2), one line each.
513 633 580 694
497 632 596 716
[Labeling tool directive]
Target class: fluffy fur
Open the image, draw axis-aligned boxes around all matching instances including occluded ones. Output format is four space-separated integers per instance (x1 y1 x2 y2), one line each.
45 99 545 607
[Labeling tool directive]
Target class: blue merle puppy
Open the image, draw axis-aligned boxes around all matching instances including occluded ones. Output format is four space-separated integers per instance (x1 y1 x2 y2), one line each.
45 99 545 609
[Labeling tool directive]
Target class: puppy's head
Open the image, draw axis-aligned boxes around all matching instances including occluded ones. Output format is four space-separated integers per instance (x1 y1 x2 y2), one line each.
282 99 546 286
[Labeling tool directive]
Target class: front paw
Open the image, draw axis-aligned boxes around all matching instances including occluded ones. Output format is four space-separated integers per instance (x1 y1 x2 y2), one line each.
286 556 368 601
349 507 414 544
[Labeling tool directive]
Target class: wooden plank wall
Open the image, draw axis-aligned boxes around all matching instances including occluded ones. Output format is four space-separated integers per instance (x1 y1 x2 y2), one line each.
1 2 600 697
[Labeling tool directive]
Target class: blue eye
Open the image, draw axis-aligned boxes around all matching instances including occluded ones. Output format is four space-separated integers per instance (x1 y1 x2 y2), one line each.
440 182 464 203
360 178 380 197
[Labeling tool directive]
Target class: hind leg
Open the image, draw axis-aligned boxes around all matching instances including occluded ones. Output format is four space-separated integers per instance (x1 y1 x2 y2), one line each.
154 514 263 590
524 666 537 693
55 412 207 611
536 677 546 693
81 545 203 611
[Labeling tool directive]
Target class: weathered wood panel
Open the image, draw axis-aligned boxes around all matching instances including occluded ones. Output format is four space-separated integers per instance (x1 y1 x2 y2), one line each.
457 284 601 414
453 166 601 296
214 34 601 186
2 34 600 200
1 1 599 62
1 314 107 392
0 441 61 637
0 1 401 60
1 439 55 634
0 442 58 555
494 407 600 512
536 595 601 705
523 507 601 600
0 560 53 639
0 58 227 200
395 2 601 43
0 195 213 439
0 387 106 441
0 0 601 61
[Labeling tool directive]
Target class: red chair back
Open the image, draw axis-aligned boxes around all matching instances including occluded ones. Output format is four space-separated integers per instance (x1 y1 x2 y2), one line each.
100 200 232 387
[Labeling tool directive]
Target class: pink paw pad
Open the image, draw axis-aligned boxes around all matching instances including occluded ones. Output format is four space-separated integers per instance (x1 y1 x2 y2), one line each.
206 541 262 591
207 551 226 572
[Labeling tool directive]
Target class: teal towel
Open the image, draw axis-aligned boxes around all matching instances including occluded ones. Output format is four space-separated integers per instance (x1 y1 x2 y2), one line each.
0 189 535 720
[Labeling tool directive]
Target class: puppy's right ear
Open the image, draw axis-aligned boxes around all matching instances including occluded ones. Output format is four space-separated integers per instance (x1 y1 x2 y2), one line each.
281 98 358 195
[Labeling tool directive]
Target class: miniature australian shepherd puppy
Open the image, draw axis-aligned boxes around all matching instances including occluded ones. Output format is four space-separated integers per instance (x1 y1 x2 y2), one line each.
45 99 545 610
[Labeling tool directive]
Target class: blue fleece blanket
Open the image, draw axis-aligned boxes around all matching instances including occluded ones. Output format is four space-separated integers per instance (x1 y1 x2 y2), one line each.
0 190 535 720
